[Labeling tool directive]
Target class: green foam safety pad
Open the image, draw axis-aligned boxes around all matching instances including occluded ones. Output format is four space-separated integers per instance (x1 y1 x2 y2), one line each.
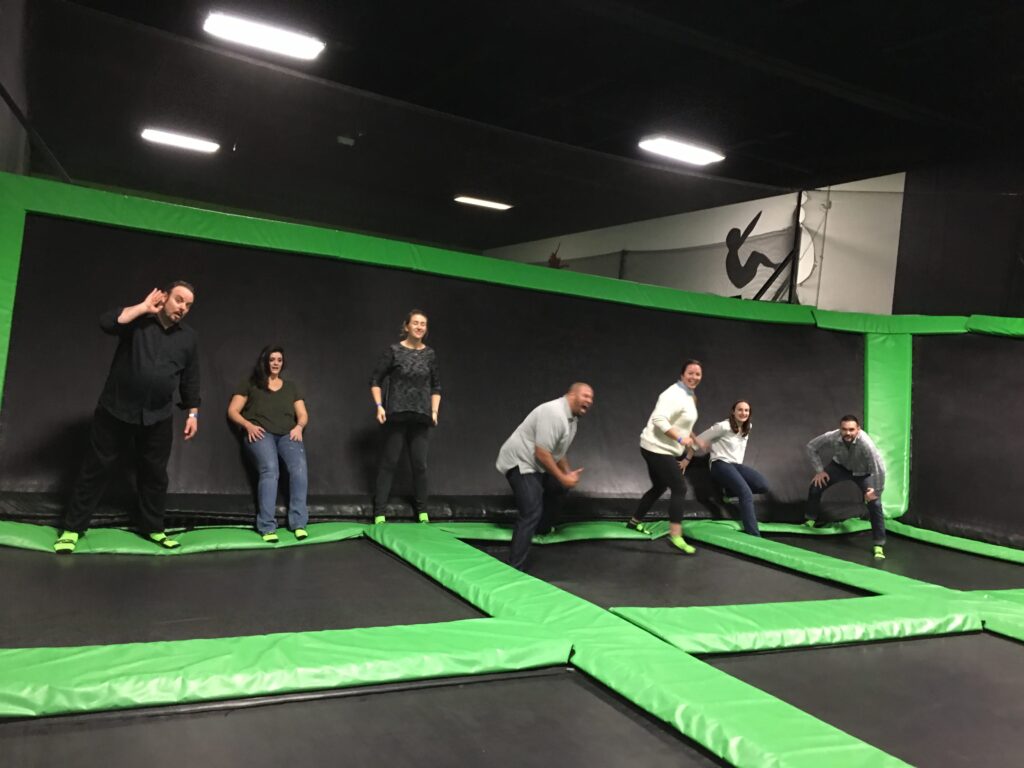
0 520 366 555
0 617 570 718
613 595 982 654
888 520 1024 565
681 521 952 598
436 519 650 543
368 521 911 767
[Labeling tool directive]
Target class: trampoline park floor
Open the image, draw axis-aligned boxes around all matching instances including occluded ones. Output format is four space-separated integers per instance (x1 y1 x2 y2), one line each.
768 530 1024 591
706 631 1024 768
4 518 1024 767
470 538 864 607
0 667 725 768
0 538 482 647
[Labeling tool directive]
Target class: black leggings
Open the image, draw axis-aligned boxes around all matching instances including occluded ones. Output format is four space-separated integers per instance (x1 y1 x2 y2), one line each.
632 447 687 524
374 420 430 514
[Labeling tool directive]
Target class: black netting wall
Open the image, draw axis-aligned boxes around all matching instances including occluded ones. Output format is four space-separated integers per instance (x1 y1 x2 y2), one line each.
906 333 1024 548
0 214 864 520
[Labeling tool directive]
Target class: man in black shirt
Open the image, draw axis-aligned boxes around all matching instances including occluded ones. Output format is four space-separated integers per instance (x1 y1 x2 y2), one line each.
54 282 200 554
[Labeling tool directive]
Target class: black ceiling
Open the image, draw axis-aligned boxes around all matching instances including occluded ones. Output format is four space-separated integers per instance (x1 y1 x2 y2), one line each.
17 0 1024 251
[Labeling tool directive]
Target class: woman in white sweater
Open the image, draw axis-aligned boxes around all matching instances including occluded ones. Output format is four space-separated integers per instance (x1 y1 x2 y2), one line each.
626 360 705 554
689 400 769 536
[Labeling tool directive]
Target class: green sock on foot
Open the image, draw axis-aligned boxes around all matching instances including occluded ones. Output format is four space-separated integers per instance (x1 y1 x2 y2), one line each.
374 515 386 525
873 545 885 560
53 530 79 554
668 535 696 555
417 512 430 523
626 520 651 535
294 528 308 540
261 532 279 543
148 532 180 549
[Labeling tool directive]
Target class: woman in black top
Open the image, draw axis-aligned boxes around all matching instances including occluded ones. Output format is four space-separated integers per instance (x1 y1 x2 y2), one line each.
369 309 442 524
228 345 310 543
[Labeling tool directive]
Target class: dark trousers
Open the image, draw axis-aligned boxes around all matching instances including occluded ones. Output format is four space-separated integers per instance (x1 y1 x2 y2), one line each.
506 467 568 570
374 421 430 515
64 406 173 534
806 460 887 545
633 448 687 524
710 460 769 536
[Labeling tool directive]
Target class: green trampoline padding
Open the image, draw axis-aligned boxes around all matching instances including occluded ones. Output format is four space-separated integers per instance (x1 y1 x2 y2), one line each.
613 595 982 654
680 521 952 598
887 520 1024 565
865 333 911 517
985 588 1024 607
0 520 366 554
435 519 650 543
941 591 1024 644
965 314 1024 337
812 309 967 335
572 641 910 768
368 522 910 768
0 617 570 718
701 518 875 536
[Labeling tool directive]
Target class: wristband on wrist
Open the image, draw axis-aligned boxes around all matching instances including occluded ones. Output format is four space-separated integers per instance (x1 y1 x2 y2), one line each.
676 436 684 444
375 402 383 408
187 412 198 419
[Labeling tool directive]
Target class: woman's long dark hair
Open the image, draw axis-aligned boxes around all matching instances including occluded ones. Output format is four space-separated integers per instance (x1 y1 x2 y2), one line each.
251 345 285 390
728 400 752 436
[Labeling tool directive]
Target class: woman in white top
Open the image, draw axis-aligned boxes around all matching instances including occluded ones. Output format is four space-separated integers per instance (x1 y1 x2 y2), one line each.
689 400 769 536
626 360 705 554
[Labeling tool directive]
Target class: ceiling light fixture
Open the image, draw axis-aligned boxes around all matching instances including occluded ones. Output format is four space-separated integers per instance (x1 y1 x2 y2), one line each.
202 11 326 60
638 136 725 166
140 128 220 153
454 196 512 211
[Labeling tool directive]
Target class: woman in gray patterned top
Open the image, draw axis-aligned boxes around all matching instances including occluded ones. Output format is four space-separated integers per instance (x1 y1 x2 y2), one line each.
369 310 442 524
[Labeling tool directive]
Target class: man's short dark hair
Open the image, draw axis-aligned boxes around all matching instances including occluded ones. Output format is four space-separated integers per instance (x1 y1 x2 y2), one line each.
839 414 860 426
164 280 195 296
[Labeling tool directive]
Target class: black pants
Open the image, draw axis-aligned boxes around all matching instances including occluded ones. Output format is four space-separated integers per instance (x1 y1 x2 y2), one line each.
374 420 430 515
64 406 173 534
506 468 568 570
633 447 687 524
806 460 887 545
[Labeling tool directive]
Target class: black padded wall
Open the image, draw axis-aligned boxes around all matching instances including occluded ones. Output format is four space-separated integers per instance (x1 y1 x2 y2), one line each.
0 215 863 516
906 334 1024 548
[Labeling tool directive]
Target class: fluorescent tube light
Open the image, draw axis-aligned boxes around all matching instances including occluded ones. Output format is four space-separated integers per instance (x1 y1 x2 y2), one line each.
638 136 725 166
454 196 512 211
140 128 220 153
203 11 326 60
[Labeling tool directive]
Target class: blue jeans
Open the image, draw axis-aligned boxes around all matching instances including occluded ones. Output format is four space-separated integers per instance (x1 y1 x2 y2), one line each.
709 461 769 536
506 468 568 570
243 433 309 534
806 460 886 545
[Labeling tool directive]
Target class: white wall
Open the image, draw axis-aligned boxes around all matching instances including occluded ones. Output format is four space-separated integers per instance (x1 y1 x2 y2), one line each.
487 173 906 314
807 173 905 314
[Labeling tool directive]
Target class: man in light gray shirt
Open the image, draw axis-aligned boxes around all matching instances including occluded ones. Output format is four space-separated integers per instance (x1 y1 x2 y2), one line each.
496 383 594 569
805 414 888 559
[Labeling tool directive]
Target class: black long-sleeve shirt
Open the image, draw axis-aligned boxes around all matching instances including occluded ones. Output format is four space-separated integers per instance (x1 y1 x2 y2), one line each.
369 343 441 419
97 308 200 425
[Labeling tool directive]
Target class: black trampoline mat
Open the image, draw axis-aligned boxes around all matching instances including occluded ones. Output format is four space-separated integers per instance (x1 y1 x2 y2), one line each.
707 632 1024 768
0 669 725 768
0 539 481 647
768 531 1024 590
472 539 862 607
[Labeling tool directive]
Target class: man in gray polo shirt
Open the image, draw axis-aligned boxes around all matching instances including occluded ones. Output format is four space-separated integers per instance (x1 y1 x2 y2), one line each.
804 413 888 559
496 383 594 569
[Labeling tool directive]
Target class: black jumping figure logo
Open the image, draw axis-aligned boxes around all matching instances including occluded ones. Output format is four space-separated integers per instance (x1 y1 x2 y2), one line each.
726 211 778 288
